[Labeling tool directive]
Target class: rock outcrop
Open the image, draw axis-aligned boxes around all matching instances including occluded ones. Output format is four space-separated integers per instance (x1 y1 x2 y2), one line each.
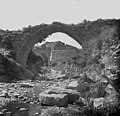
0 53 34 82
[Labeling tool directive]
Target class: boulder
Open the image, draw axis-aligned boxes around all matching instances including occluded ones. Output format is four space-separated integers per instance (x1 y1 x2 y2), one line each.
44 87 80 104
39 93 68 107
67 80 78 90
93 98 104 108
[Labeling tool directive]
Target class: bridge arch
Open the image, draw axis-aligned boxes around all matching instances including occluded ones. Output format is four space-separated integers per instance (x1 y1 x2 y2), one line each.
16 23 81 68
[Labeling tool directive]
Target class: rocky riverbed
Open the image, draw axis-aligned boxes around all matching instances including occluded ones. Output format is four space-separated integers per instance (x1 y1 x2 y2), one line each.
0 69 120 116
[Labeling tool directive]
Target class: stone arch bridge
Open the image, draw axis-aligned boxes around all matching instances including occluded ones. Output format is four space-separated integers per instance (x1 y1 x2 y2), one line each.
1 20 120 93
15 22 82 68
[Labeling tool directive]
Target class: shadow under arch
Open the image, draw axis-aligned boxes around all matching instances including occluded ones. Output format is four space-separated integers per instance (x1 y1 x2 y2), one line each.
27 50 48 74
16 23 82 68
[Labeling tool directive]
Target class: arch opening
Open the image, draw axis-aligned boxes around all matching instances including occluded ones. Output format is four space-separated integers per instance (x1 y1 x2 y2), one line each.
35 32 82 49
27 32 82 74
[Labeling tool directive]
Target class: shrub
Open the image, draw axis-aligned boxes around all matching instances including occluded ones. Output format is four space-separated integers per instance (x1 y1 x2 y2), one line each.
90 82 106 98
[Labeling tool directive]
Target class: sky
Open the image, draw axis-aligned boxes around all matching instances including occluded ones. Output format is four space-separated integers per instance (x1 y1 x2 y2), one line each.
0 0 120 48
